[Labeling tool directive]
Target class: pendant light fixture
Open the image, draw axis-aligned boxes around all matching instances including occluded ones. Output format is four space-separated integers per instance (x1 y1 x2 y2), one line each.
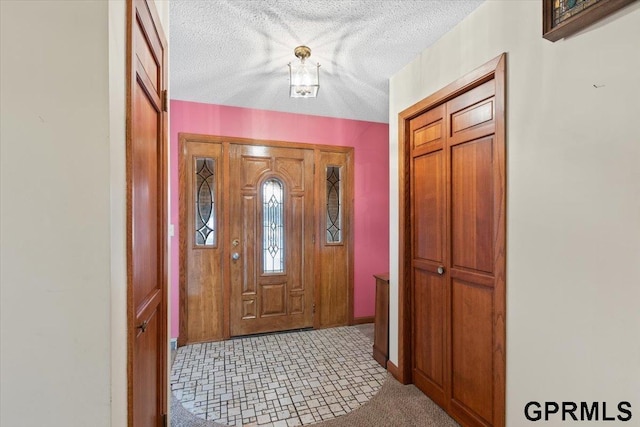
288 46 320 98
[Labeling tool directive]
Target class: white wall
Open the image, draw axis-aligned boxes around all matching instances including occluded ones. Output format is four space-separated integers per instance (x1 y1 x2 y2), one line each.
1 1 112 426
389 1 640 425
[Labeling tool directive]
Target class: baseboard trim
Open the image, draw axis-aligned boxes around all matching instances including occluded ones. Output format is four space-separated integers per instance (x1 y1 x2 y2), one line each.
387 361 410 384
352 316 374 325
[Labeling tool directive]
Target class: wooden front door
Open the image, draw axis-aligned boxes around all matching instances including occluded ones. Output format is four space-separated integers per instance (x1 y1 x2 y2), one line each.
179 135 353 344
404 55 506 427
229 144 315 336
127 0 168 426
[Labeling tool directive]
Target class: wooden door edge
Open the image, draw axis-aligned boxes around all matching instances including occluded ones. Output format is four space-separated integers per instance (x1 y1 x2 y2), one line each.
396 52 507 412
347 148 355 326
177 134 188 347
125 2 134 422
126 0 169 424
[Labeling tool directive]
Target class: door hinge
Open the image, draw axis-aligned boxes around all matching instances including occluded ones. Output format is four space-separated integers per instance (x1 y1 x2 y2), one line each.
162 89 168 112
312 234 315 244
162 413 167 427
312 303 316 314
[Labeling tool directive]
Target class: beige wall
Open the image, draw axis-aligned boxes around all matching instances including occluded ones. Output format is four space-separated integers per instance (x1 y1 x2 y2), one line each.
109 1 127 425
1 1 112 426
389 0 640 424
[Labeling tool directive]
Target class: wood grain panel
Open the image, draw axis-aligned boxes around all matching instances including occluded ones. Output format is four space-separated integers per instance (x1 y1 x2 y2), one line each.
132 83 159 312
412 269 446 392
452 100 493 134
241 156 271 189
413 152 444 263
242 299 256 319
261 283 286 316
451 279 494 425
133 305 160 427
316 246 349 327
186 248 223 342
373 274 389 368
134 23 158 92
414 120 443 149
451 136 494 274
290 293 304 314
288 195 304 291
242 195 257 294
447 80 494 118
448 81 495 146
276 158 305 191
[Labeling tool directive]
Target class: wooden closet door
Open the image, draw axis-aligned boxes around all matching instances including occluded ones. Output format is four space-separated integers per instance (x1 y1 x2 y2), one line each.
410 76 505 427
410 105 448 408
447 80 503 427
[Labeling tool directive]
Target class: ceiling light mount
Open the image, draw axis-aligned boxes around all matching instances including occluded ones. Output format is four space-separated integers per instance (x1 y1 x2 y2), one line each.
288 45 320 98
294 46 311 61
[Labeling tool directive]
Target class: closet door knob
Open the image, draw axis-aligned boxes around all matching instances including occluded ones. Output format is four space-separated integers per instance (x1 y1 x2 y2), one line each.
437 266 445 275
232 252 240 261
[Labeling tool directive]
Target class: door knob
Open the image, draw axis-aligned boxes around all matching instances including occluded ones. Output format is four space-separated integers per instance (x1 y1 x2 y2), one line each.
437 266 445 275
232 252 240 261
136 320 148 333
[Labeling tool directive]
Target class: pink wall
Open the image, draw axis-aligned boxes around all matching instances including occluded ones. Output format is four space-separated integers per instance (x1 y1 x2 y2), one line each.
169 100 389 338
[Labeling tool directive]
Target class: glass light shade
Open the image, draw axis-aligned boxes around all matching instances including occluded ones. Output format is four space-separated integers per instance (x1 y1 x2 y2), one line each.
288 60 320 98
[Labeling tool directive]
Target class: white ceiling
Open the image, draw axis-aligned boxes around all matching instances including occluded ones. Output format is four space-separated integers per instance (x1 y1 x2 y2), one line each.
169 0 484 123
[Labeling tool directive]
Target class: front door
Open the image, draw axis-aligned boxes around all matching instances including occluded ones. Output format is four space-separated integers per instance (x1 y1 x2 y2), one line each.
229 144 315 336
127 0 168 426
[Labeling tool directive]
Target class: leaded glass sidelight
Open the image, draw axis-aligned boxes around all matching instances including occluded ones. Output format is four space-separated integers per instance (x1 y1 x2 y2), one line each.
326 166 342 243
262 178 285 273
194 157 216 246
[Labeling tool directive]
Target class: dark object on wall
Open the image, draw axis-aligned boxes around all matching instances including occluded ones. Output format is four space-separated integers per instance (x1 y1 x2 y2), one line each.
543 0 636 42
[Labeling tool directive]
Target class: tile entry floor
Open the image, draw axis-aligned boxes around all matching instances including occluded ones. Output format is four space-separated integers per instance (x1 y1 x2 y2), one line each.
171 326 386 426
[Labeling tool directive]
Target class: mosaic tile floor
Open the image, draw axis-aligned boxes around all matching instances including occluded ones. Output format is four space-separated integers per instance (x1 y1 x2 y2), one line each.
171 326 386 426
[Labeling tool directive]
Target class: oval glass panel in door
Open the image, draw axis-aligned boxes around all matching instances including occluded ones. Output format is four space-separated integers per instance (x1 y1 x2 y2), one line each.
194 157 216 246
326 166 342 243
263 178 285 273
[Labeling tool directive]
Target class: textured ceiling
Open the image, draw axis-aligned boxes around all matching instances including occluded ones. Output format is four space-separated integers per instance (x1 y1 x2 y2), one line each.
169 1 484 123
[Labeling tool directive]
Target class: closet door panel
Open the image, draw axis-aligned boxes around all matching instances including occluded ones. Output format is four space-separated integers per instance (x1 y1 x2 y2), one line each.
451 136 494 274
